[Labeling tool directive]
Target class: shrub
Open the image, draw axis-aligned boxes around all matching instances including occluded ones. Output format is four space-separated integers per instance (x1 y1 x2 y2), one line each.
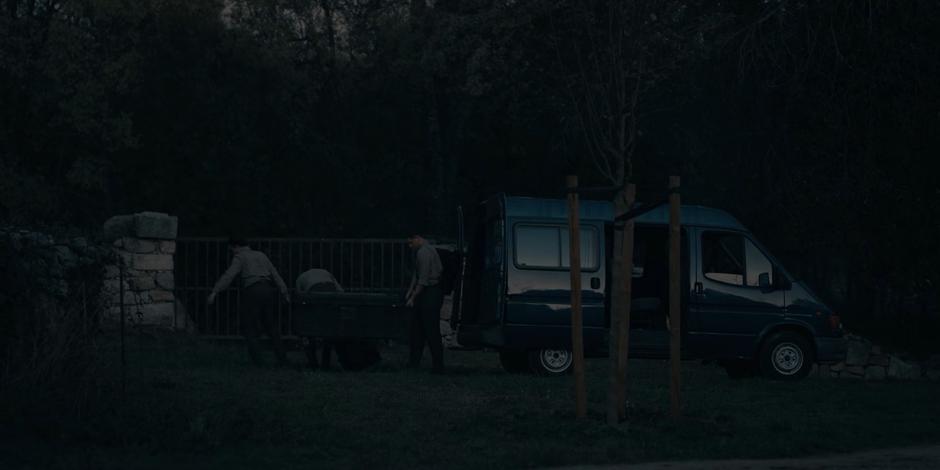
0 227 113 438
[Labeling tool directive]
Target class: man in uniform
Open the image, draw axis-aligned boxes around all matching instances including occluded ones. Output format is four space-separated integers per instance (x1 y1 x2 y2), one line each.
405 233 445 374
208 236 291 367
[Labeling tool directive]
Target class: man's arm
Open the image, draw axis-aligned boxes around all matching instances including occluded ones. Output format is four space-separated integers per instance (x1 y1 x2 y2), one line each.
267 257 290 301
208 255 243 303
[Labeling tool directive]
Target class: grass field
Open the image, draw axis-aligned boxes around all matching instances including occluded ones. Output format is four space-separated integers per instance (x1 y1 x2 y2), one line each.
4 334 940 469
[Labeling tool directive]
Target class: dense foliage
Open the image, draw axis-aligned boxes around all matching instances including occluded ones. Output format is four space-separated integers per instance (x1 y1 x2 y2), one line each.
2 0 938 345
0 228 112 430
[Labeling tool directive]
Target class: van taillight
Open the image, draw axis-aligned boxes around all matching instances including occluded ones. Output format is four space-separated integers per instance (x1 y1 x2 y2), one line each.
828 314 842 331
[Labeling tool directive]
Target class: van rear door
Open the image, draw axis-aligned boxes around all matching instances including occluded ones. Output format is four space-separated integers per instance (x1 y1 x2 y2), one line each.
476 196 506 325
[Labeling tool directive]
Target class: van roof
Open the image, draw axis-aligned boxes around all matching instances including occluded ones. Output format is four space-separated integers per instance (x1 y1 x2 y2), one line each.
502 195 749 231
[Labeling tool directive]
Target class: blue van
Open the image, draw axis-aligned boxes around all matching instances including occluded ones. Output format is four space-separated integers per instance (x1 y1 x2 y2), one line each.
455 194 847 380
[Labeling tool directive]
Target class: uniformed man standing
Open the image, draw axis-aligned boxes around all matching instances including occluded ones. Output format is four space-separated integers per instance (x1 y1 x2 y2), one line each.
208 237 291 367
405 233 445 374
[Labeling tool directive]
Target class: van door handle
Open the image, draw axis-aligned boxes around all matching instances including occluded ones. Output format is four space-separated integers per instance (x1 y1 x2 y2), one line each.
694 282 704 296
590 277 601 289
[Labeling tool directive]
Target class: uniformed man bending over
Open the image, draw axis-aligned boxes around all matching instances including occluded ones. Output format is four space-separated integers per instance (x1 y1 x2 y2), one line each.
208 237 291 367
405 233 445 374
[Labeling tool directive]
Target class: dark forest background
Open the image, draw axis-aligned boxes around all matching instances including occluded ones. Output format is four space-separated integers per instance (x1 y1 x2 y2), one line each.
2 0 938 348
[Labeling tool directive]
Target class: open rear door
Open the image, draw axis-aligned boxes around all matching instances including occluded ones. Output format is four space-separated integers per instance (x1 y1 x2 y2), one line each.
457 195 506 347
450 206 467 330
476 196 506 325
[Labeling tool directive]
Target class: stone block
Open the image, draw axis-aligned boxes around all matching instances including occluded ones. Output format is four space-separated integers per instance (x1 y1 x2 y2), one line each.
134 212 178 240
140 302 175 326
70 237 88 248
102 279 130 293
116 250 134 268
927 370 940 382
831 362 846 372
156 271 175 290
150 289 175 302
128 275 156 291
870 354 891 367
845 336 872 366
133 254 173 271
888 356 915 380
104 265 121 280
160 241 177 254
124 238 157 254
103 215 135 240
872 345 883 355
864 366 886 381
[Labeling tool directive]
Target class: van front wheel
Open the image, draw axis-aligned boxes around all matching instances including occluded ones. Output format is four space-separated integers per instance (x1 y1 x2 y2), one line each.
529 349 573 376
759 332 814 380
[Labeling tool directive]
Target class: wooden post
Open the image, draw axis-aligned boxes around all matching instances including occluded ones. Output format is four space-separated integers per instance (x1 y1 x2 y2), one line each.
668 176 681 419
606 191 626 425
567 175 587 419
616 183 636 419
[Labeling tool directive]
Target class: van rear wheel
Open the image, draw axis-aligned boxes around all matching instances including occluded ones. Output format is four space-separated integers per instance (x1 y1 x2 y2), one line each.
759 331 814 380
528 349 573 376
498 351 529 373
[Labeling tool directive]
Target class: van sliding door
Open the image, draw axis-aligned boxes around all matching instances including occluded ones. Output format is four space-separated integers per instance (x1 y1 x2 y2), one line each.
504 221 607 350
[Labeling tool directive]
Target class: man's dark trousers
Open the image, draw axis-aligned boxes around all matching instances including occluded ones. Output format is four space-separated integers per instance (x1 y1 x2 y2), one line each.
408 285 444 371
242 280 287 366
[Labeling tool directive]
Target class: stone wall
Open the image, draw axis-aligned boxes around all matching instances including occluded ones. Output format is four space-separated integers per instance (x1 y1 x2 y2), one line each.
101 212 179 327
813 334 940 382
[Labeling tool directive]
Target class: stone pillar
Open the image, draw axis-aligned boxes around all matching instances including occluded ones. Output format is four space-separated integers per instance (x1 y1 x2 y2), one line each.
102 212 178 328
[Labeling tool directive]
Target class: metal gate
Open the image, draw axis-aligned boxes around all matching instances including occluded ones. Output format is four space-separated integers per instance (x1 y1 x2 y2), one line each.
174 238 413 337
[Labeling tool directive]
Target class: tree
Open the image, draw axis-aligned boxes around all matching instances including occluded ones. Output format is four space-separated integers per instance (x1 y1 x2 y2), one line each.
545 0 726 187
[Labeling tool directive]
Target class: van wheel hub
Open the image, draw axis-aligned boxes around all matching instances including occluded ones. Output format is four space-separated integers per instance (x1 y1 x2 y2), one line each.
539 349 573 373
772 343 803 375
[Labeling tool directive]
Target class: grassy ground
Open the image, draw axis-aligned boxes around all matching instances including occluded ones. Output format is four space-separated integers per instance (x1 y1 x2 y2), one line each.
4 334 940 469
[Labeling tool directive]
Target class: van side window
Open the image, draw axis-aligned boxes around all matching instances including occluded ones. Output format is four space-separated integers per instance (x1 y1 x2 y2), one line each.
702 232 775 287
513 225 598 270
744 239 773 287
515 226 560 268
702 232 745 285
560 228 598 269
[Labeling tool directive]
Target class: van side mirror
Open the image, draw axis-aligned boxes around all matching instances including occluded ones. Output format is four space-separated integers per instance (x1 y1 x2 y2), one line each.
758 272 772 291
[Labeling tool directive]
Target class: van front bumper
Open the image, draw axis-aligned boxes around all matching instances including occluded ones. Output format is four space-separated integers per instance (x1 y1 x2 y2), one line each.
815 335 847 363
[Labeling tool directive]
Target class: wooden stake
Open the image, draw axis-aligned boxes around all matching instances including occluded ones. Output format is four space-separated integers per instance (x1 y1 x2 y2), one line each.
606 191 626 425
567 175 587 419
616 183 636 419
668 176 681 419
